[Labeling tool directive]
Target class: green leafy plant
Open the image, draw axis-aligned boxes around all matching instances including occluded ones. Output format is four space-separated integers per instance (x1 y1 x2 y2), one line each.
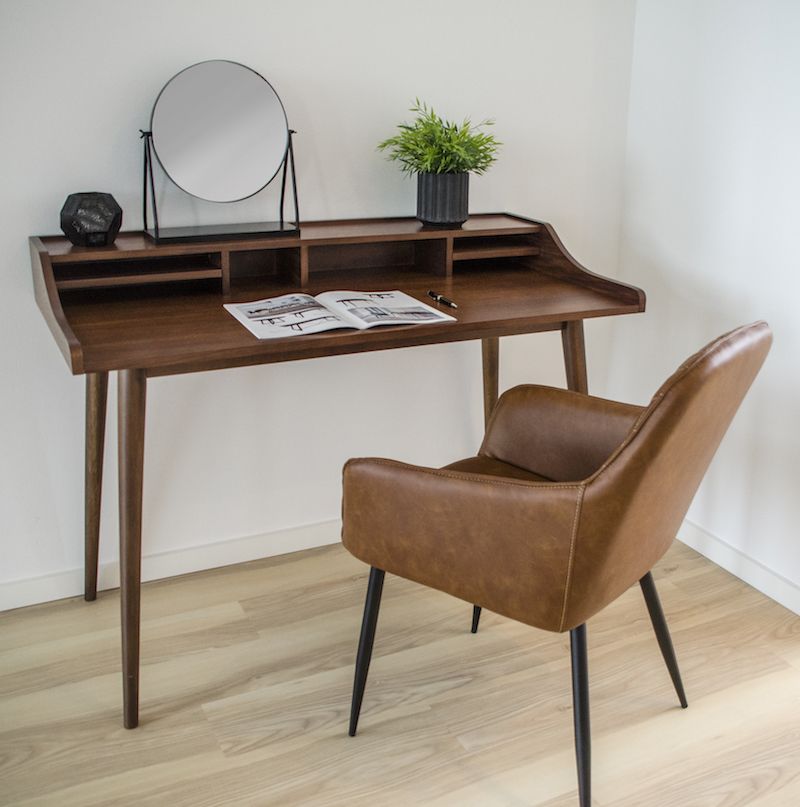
377 99 500 176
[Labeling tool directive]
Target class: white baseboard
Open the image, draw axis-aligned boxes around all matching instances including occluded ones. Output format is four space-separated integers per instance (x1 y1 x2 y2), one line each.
0 519 341 613
4 517 798 616
678 519 800 615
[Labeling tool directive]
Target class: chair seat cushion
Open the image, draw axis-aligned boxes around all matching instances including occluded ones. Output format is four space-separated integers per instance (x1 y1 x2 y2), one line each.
443 456 553 483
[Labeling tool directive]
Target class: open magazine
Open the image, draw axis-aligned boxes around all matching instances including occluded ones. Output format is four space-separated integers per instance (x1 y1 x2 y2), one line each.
224 290 456 339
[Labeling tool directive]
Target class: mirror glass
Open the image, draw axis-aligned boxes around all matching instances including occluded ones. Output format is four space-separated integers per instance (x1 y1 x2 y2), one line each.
150 60 289 203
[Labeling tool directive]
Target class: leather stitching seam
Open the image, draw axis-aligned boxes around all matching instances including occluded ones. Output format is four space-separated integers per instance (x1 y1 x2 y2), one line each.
558 484 585 632
352 458 584 490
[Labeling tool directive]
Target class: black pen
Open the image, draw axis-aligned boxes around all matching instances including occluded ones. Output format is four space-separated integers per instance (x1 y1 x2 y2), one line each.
427 290 458 309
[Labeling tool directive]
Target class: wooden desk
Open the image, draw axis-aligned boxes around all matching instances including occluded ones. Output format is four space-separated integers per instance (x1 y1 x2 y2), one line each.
30 213 645 727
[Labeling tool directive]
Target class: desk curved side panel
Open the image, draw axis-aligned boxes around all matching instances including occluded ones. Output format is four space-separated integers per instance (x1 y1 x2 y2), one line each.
30 237 85 374
530 220 645 309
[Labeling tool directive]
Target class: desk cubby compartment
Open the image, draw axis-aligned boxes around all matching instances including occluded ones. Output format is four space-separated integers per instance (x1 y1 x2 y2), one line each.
452 233 541 265
53 253 223 291
228 247 301 283
308 238 449 277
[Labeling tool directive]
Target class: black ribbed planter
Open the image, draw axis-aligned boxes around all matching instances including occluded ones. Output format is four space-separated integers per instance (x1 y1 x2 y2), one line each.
416 172 469 226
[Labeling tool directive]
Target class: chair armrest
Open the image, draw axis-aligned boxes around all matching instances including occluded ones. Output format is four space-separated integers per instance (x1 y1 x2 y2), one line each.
481 385 644 482
342 457 583 632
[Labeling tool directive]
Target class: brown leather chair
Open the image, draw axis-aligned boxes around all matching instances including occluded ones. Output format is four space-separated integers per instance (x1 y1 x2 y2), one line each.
341 322 772 806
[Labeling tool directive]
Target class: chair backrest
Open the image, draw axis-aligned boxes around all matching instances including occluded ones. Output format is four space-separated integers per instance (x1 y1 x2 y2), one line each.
561 321 772 630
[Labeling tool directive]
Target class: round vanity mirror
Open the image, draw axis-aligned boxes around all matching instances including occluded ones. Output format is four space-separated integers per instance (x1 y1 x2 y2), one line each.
150 60 289 203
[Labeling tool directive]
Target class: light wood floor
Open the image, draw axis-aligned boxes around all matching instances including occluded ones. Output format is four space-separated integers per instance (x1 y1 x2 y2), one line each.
1 542 799 806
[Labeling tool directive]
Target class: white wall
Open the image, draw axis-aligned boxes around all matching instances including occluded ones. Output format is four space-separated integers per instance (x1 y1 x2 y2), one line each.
607 0 800 612
0 0 637 608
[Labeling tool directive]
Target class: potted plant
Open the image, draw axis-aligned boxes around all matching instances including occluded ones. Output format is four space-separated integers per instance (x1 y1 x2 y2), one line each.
378 100 500 227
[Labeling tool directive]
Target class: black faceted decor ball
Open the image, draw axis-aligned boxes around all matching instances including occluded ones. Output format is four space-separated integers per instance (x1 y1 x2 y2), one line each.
60 192 123 247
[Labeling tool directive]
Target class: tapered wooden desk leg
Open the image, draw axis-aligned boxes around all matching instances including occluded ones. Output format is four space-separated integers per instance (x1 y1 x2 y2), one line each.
561 320 588 394
85 372 108 602
473 337 500 632
118 368 146 729
481 336 499 427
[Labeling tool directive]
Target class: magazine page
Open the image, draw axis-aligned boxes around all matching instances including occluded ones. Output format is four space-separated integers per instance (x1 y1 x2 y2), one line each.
314 290 456 329
224 294 353 339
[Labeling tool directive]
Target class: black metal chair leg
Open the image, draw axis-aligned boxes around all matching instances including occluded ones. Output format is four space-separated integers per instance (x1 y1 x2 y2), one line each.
471 605 482 633
570 624 591 807
639 571 688 708
349 567 385 737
